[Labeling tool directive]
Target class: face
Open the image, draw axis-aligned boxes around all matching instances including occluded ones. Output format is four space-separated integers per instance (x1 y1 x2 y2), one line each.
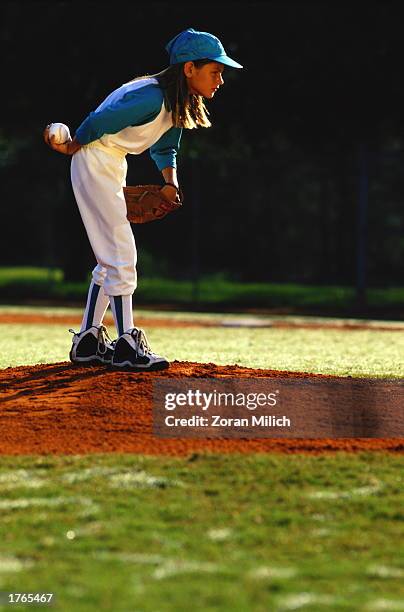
183 61 225 98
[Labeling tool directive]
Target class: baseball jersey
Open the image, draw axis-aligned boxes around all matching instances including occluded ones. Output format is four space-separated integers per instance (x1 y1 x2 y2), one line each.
75 77 182 170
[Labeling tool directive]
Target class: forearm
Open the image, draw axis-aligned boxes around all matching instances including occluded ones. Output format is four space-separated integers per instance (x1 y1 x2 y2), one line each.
67 136 82 155
161 166 179 188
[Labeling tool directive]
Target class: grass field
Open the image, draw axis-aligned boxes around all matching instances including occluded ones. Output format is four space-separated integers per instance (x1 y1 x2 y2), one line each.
0 306 403 377
0 453 403 612
0 304 403 611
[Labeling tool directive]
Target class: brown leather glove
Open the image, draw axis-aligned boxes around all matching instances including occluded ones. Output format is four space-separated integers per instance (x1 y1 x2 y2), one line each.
124 184 183 224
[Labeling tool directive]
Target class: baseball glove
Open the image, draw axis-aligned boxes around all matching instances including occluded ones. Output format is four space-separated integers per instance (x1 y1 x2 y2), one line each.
123 184 183 224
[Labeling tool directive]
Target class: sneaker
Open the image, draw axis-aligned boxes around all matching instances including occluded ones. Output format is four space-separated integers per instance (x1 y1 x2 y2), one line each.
69 325 115 365
111 327 169 371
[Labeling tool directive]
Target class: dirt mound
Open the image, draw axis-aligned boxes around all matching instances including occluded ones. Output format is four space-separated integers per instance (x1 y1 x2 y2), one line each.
0 362 402 456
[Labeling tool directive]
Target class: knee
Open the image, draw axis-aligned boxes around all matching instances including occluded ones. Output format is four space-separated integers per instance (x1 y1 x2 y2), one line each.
105 265 137 296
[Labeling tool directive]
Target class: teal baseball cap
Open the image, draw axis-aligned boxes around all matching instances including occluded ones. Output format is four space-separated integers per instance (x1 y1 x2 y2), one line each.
165 28 243 69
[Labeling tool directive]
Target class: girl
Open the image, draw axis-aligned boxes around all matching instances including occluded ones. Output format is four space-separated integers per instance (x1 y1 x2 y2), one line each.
44 28 243 371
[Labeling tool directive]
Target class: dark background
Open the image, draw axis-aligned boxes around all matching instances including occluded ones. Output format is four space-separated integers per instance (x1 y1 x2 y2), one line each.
1 1 404 289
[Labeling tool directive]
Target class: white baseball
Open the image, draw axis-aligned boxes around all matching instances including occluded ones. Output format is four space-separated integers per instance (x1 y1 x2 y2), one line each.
48 122 71 144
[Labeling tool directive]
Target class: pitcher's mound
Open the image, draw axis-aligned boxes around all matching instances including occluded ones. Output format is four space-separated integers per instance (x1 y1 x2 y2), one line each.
0 361 402 455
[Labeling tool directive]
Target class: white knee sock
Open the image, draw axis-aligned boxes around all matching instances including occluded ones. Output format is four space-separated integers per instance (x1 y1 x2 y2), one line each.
80 281 110 332
110 295 134 337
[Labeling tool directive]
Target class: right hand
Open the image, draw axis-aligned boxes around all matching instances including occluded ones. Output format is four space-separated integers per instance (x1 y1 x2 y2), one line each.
43 126 81 155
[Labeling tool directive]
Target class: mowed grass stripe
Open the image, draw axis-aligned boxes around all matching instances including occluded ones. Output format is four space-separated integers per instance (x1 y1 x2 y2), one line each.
0 453 402 611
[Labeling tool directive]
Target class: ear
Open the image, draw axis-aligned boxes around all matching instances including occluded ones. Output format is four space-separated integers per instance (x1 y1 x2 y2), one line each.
183 61 195 77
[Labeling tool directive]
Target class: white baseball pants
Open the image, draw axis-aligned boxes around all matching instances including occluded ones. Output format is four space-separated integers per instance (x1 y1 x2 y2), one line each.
70 143 137 296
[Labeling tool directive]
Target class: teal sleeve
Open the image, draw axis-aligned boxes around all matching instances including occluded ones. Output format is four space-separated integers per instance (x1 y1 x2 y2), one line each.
75 84 164 144
149 127 183 171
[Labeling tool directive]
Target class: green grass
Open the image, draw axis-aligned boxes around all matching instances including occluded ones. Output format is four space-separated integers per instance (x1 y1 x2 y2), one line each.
0 267 403 314
0 453 402 612
0 307 403 376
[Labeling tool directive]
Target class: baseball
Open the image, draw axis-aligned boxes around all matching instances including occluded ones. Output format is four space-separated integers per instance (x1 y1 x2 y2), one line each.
48 122 71 144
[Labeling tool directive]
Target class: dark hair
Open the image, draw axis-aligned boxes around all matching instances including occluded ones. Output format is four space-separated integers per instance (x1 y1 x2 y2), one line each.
130 59 213 129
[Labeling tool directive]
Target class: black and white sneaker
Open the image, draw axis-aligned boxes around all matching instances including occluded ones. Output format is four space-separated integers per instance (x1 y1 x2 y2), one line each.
69 325 115 365
111 327 169 371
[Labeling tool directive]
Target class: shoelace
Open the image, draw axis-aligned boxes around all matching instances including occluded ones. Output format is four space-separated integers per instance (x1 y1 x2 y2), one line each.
132 328 153 355
97 325 114 355
68 326 114 356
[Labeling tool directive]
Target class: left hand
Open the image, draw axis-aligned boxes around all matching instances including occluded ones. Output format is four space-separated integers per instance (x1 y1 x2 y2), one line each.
160 184 180 201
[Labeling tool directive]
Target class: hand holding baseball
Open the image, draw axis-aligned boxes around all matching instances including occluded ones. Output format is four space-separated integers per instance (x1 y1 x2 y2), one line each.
43 123 82 156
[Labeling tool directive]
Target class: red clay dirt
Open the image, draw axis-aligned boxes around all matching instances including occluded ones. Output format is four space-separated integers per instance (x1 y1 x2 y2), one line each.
0 360 402 456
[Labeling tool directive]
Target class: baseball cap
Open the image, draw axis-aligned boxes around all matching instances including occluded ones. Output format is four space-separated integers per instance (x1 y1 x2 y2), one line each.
165 28 243 69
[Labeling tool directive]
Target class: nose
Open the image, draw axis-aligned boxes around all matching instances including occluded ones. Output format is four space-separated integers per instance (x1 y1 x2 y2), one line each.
219 73 224 86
